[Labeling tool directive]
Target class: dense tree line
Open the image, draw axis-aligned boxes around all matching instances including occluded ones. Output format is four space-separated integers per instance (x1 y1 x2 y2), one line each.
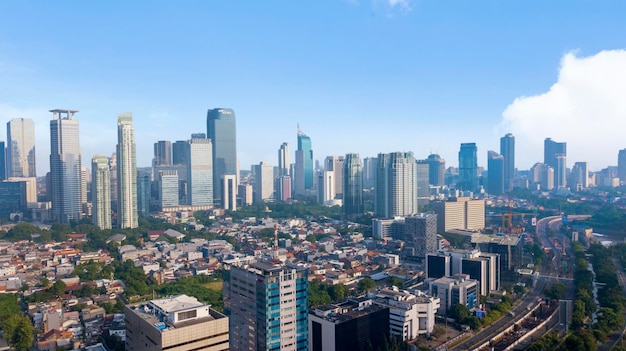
0 294 33 350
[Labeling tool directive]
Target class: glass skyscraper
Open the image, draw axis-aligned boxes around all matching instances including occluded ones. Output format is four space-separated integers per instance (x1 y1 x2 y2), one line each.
487 151 504 196
136 167 151 217
500 133 515 191
544 138 567 189
224 258 309 351
116 113 138 229
458 143 478 191
91 155 111 229
7 118 36 178
294 127 313 196
186 137 213 206
49 109 82 223
343 153 363 219
207 108 237 207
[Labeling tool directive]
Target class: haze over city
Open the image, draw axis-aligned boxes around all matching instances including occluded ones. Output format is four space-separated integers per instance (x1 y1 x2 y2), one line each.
1 1 626 175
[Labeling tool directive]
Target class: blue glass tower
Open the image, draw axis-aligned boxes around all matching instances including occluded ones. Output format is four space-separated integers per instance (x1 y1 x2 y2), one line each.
458 143 478 191
296 127 313 193
207 108 237 207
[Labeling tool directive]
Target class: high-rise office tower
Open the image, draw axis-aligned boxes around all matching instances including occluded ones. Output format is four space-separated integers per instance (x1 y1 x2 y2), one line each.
186 137 213 206
415 160 430 208
618 149 626 182
49 109 82 223
426 154 445 187
343 153 363 219
153 140 172 166
137 167 151 217
540 164 555 190
253 161 274 203
224 258 309 351
109 153 118 213
158 170 179 209
405 213 438 258
7 118 36 178
544 138 566 188
458 143 478 191
0 140 5 181
276 176 292 202
116 113 138 229
570 162 588 191
317 171 335 204
555 154 567 189
278 142 290 177
91 155 111 229
325 156 345 199
222 174 237 211
487 151 504 196
375 152 418 218
500 133 515 191
172 140 187 165
294 127 313 196
362 157 377 189
207 108 237 207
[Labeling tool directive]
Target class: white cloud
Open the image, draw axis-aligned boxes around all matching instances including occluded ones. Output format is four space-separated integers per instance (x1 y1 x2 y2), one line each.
498 49 626 170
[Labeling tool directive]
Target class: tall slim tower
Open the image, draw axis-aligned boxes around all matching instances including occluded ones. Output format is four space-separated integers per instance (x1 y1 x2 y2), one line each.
91 155 111 229
253 161 274 203
295 126 313 195
278 142 290 177
487 151 504 196
136 167 151 217
186 137 213 206
0 140 5 181
325 156 345 199
7 118 36 178
49 109 82 223
458 143 478 191
116 113 138 229
207 108 237 207
375 152 418 218
343 153 363 219
618 149 626 182
500 133 515 191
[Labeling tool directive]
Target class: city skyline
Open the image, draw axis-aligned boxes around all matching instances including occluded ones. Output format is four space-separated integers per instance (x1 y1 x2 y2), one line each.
1 2 626 174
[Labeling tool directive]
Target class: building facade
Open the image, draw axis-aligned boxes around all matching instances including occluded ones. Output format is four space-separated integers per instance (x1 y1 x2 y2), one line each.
342 153 363 219
7 118 36 178
116 113 138 229
49 109 82 223
426 154 445 187
375 152 418 218
137 167 151 217
254 162 274 203
125 295 229 351
186 138 213 206
487 150 504 196
405 213 438 259
153 140 172 166
224 258 309 351
500 133 515 191
458 143 478 191
432 197 485 233
207 108 237 207
222 174 237 211
294 128 313 196
91 155 111 229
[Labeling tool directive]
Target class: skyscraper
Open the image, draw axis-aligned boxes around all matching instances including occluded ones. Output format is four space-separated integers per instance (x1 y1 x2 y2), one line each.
405 213 438 259
49 109 82 223
294 127 313 195
278 142 290 177
544 138 566 188
487 151 504 196
343 153 363 219
458 143 478 191
158 170 179 209
253 161 274 203
325 156 344 199
222 174 237 211
317 171 335 204
137 167 151 217
7 118 36 178
500 133 515 191
91 155 111 229
415 160 430 208
570 162 588 190
619 149 626 182
426 154 445 187
207 108 237 207
153 140 171 166
375 152 418 218
224 258 309 351
186 137 213 206
172 140 187 165
0 140 5 181
362 157 377 189
116 113 138 229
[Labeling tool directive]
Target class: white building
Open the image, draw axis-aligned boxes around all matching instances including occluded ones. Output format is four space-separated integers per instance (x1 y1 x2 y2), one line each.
116 113 138 228
373 287 440 339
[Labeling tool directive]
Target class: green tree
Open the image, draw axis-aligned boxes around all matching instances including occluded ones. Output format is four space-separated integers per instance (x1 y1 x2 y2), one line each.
387 276 404 288
3 314 34 351
449 304 470 322
329 284 346 301
358 278 376 293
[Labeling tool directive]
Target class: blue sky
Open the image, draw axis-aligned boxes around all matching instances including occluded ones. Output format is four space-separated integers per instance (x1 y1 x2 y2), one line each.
2 0 626 176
